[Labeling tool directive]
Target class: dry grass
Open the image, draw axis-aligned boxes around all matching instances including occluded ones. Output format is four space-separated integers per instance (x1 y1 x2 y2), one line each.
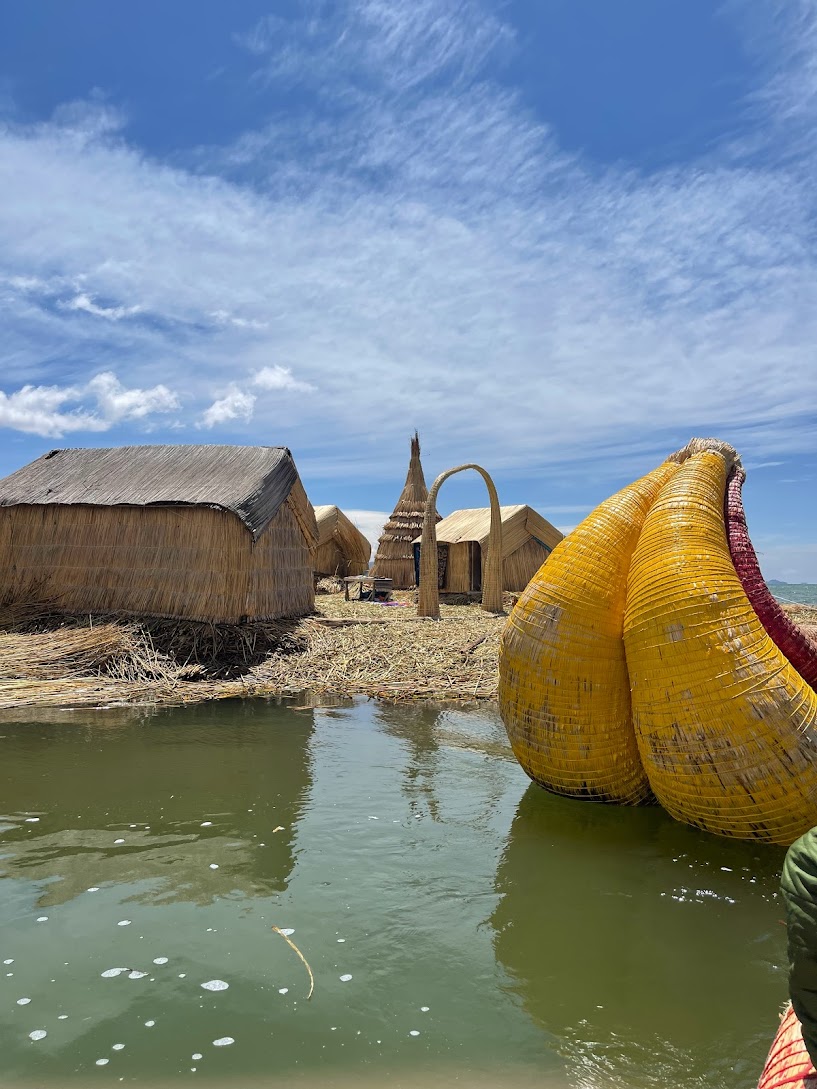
0 592 507 709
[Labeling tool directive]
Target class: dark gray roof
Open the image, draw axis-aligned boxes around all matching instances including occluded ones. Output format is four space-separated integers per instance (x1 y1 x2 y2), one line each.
0 445 302 539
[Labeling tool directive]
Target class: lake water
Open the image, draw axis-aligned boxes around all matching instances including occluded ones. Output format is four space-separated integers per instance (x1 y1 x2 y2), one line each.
0 698 788 1088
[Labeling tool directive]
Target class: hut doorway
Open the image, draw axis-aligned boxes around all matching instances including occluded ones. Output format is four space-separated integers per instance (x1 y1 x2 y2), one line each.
469 541 482 592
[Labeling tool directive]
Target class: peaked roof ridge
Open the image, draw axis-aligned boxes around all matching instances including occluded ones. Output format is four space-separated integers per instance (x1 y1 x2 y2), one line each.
0 443 305 540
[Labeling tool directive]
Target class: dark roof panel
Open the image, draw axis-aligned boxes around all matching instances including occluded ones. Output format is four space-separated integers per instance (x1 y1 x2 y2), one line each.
0 445 301 539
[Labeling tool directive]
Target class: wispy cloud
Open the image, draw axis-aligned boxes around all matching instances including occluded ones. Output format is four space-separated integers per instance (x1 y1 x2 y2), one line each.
60 292 142 321
0 0 816 490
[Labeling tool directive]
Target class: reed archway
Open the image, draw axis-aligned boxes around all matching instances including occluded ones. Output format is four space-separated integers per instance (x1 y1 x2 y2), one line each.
417 464 504 618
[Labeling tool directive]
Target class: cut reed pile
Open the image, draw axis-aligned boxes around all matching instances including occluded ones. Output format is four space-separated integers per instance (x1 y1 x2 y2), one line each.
0 593 505 708
248 593 505 701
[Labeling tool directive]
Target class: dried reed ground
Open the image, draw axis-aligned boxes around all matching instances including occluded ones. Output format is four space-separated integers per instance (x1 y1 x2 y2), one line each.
0 591 507 709
1 594 814 712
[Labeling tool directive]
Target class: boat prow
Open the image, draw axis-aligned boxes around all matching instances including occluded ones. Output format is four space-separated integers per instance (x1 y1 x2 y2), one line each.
758 1003 817 1088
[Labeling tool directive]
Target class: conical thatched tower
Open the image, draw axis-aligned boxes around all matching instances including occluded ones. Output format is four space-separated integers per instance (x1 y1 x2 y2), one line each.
371 432 439 589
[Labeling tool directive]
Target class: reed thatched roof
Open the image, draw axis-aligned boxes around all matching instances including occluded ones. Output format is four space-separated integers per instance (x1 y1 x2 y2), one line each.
0 445 317 542
370 432 439 587
313 505 371 567
417 504 563 554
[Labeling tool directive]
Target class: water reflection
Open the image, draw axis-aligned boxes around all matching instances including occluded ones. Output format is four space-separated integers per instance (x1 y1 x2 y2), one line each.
0 701 314 908
375 704 444 821
492 784 787 1089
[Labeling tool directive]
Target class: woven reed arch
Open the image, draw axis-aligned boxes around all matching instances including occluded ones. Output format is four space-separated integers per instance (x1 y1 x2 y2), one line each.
417 464 504 618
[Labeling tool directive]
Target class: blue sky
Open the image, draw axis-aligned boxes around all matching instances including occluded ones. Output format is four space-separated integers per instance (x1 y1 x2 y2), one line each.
1 0 816 580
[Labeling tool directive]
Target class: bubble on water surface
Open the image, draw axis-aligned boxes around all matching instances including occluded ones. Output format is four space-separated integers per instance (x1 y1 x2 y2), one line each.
153 957 168 965
3 959 13 964
339 974 352 982
201 822 212 827
36 917 48 922
409 1030 420 1037
337 939 345 943
209 864 218 870
29 1029 47 1041
25 818 39 823
112 1044 125 1050
279 928 294 936
58 1015 68 1020
192 1053 203 1060
420 1006 430 1012
201 980 229 992
129 971 148 979
212 1037 234 1047
117 920 131 926
278 988 288 994
144 1020 155 1027
17 998 31 1005
114 839 125 845
96 1058 109 1066
178 973 186 978
101 968 127 978
87 887 100 892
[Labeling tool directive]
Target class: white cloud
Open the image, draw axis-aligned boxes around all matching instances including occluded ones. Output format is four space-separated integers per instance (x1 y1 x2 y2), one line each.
344 508 390 552
200 385 256 428
86 371 178 420
0 382 104 437
0 1 816 489
252 365 314 393
0 372 180 437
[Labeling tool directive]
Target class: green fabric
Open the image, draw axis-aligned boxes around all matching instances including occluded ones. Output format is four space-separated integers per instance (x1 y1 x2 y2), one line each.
782 827 817 1066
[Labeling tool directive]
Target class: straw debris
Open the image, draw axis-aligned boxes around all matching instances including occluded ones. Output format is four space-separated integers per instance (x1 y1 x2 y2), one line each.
0 592 505 709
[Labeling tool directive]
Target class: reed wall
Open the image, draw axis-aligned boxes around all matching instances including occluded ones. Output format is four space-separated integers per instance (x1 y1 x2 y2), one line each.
503 538 550 592
0 500 314 623
445 542 475 592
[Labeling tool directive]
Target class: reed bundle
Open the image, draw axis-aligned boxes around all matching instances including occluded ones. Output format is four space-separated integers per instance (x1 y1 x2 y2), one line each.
417 463 504 618
499 460 680 804
624 450 817 844
371 433 439 588
726 466 817 690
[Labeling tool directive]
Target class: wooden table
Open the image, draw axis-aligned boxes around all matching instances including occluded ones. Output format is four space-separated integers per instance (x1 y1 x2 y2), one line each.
343 575 394 602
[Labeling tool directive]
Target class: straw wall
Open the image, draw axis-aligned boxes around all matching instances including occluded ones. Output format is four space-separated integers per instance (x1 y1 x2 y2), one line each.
0 501 314 623
502 538 550 593
445 542 476 592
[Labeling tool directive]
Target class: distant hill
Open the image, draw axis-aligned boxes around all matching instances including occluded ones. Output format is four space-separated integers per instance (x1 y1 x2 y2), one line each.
767 581 817 606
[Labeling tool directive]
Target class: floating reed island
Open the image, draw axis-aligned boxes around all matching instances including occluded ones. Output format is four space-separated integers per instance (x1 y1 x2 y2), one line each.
0 591 508 710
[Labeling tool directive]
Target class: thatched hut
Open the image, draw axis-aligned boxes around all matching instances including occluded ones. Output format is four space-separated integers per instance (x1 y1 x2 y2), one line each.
370 432 439 589
414 505 562 593
313 505 371 578
0 445 318 623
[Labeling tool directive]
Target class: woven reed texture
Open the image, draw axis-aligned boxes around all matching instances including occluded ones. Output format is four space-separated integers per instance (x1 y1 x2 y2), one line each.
624 451 817 844
498 460 680 803
414 505 563 594
371 433 438 588
0 445 306 540
0 500 315 624
726 467 817 691
757 1003 817 1088
313 505 371 578
417 464 504 617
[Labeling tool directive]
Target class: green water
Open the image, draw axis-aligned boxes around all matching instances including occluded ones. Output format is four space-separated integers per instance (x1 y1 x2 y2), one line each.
0 698 788 1088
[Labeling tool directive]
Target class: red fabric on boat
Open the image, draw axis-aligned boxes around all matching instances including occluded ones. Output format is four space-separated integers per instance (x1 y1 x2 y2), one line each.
726 466 817 691
757 1003 817 1088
